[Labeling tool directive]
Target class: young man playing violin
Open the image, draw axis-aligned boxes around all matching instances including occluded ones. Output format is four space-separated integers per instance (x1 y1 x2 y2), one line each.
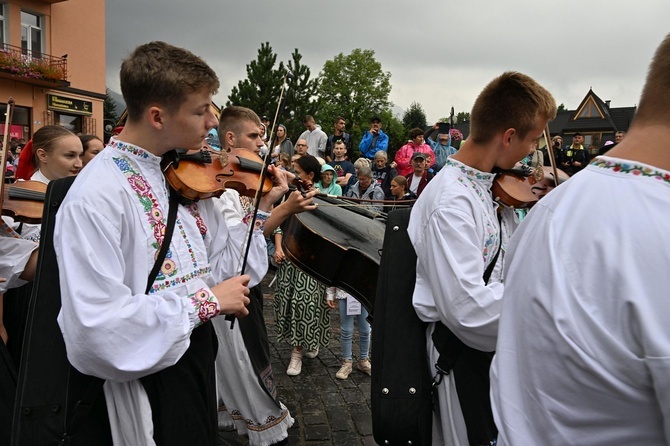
54 42 293 445
491 34 670 445
408 71 556 446
213 105 317 446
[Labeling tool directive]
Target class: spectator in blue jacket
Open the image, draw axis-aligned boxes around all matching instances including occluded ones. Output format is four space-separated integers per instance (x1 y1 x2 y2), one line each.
359 115 389 161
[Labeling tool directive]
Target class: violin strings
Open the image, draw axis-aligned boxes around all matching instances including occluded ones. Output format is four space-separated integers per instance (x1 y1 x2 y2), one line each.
315 203 413 209
9 188 46 200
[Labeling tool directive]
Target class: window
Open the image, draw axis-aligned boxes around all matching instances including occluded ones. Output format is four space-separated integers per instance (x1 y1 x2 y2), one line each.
0 4 5 47
576 97 603 119
55 113 82 133
21 11 42 57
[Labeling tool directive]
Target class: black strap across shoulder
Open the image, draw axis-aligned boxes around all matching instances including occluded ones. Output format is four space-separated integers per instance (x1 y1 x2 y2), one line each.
12 178 183 445
146 187 181 294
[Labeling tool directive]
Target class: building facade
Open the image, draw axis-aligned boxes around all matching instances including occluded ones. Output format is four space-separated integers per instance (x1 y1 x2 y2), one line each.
0 0 105 142
551 89 636 156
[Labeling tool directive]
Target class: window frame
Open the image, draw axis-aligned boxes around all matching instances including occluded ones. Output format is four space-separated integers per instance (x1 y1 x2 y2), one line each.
0 4 5 48
20 10 43 57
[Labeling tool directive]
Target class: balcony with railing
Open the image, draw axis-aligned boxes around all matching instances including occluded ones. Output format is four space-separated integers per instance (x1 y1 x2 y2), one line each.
0 43 69 87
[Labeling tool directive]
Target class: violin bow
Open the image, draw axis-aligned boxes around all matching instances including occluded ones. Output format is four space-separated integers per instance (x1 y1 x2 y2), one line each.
1 98 15 208
543 123 562 187
238 69 292 273
227 71 293 327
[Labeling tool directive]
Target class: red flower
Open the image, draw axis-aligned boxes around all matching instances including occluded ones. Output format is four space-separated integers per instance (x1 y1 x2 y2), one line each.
128 174 150 196
198 300 219 322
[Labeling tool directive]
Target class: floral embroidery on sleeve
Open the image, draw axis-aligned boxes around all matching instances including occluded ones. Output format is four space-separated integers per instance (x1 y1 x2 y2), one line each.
190 288 220 325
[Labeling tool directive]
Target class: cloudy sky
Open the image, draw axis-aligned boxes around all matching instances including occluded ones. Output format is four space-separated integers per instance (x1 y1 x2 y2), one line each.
106 0 670 123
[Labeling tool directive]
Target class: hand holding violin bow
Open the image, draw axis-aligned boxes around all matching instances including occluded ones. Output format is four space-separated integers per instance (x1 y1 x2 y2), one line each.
210 274 252 319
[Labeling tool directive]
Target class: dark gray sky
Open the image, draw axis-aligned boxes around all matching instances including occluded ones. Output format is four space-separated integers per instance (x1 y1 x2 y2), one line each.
106 0 670 123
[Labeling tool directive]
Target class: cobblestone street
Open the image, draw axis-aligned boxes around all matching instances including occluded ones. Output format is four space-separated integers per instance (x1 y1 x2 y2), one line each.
220 273 376 446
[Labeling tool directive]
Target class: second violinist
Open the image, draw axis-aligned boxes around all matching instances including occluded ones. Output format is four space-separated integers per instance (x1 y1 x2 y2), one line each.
213 105 317 446
408 71 557 446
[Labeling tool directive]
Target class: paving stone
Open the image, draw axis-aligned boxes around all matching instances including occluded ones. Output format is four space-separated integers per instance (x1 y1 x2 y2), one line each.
341 388 367 403
303 411 329 426
353 413 374 436
348 402 371 416
333 431 363 445
303 424 332 442
326 409 355 432
301 396 324 414
321 392 347 407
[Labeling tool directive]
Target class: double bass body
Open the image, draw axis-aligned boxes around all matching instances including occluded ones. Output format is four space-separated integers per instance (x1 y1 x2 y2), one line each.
281 195 385 317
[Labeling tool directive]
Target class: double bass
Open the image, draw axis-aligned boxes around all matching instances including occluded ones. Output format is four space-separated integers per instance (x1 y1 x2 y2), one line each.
281 195 386 316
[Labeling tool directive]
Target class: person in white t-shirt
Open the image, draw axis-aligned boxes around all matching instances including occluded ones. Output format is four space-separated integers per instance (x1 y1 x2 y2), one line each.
491 33 670 445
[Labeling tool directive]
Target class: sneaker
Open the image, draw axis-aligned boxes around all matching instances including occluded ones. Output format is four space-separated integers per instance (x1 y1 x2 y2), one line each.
286 350 302 376
336 360 353 380
357 358 372 376
305 347 319 359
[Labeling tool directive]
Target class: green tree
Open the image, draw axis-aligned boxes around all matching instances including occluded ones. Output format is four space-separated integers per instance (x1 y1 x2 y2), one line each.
226 42 285 118
439 110 469 124
456 111 470 123
557 103 566 112
282 49 319 140
377 110 406 161
402 102 427 131
316 49 392 151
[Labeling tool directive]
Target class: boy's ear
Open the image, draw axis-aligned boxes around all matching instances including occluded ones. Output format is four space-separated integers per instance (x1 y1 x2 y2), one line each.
502 128 516 146
147 106 165 130
224 131 236 149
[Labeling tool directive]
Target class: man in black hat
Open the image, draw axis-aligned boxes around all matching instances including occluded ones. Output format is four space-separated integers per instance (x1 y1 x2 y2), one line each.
359 114 389 161
405 152 433 197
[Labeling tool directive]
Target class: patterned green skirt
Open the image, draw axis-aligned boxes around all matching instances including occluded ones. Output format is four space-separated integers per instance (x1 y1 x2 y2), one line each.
274 260 330 350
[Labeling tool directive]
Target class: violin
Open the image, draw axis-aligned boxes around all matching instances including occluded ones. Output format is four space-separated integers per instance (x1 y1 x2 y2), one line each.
162 144 273 201
2 180 46 224
492 164 570 209
531 166 569 199
492 165 544 208
0 98 45 223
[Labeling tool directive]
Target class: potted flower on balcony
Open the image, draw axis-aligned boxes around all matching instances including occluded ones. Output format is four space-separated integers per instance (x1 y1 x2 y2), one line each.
0 48 67 84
